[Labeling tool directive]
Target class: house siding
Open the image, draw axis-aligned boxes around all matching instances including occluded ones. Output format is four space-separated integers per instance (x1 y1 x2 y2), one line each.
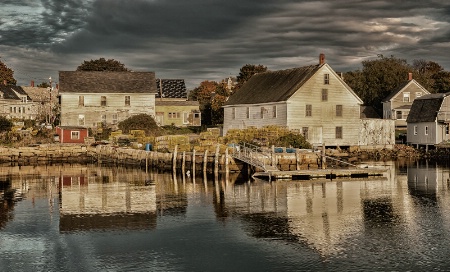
223 102 287 134
407 121 437 145
383 80 429 129
155 104 200 126
287 66 361 146
60 93 155 127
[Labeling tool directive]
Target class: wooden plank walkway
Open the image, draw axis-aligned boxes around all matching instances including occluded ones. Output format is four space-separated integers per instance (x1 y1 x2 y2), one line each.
253 167 387 181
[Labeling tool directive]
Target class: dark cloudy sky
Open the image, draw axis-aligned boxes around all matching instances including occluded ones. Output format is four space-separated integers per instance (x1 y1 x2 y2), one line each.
1 0 450 89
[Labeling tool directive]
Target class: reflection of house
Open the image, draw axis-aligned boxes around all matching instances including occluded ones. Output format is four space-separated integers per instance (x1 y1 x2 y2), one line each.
382 73 430 130
59 172 157 231
155 79 201 126
0 82 40 120
59 71 157 128
223 54 394 148
55 126 89 143
406 93 450 149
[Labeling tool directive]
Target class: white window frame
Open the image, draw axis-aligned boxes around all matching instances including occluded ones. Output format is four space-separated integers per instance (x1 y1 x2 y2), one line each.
71 131 80 140
78 115 85 126
324 74 330 85
403 92 410 102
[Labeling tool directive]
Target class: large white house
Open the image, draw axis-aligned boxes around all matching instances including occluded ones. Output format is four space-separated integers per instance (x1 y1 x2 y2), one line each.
59 71 157 128
223 54 394 148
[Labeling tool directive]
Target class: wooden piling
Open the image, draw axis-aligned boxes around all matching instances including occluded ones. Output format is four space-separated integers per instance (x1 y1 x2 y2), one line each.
203 149 208 173
173 145 178 174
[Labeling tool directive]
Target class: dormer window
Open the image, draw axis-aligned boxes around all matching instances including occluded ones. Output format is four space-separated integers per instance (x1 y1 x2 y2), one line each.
324 74 330 85
22 97 27 103
403 92 410 102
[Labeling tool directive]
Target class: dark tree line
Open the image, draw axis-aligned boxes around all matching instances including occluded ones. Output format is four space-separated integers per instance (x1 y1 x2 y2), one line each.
343 55 450 115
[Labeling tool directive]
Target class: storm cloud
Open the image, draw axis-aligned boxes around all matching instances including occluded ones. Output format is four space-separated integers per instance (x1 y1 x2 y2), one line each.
1 0 450 88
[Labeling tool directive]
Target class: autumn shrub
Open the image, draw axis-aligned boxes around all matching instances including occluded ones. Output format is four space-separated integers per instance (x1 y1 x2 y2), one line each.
118 114 161 136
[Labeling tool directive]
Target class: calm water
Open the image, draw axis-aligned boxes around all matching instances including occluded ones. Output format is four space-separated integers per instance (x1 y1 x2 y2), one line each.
1 160 450 271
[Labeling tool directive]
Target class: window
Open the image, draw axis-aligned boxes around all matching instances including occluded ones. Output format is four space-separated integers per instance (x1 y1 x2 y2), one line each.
260 107 265 119
414 126 417 135
112 114 118 124
232 108 236 120
336 105 343 117
396 111 403 120
306 104 312 117
71 131 80 140
425 126 428 135
78 96 84 107
194 113 200 119
101 114 106 125
169 112 180 118
446 125 449 135
403 92 410 102
322 89 328 101
78 115 85 126
336 126 343 139
324 74 330 85
416 92 422 98
302 127 309 140
272 106 277 118
125 96 130 106
22 97 27 103
246 107 250 119
101 96 107 106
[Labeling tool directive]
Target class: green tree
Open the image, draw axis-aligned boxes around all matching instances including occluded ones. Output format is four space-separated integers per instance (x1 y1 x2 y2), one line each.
274 132 311 149
0 58 17 85
344 55 413 114
76 58 130 71
0 116 13 133
234 64 268 92
118 114 160 136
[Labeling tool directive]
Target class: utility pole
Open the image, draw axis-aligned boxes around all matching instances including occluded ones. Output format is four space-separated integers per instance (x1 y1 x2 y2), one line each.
48 77 52 127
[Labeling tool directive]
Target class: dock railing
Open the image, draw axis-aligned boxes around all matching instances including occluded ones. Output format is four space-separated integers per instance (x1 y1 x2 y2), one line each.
229 142 279 172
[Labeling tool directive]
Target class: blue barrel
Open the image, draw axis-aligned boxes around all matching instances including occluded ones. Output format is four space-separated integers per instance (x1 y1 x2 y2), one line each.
145 143 152 151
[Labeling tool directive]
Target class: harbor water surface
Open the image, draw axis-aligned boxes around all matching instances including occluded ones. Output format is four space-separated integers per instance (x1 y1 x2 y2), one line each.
1 160 450 271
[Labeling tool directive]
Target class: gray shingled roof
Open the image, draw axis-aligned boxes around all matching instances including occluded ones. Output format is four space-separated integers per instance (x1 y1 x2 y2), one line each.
225 65 321 105
0 85 32 100
59 71 157 94
156 79 187 98
406 93 447 123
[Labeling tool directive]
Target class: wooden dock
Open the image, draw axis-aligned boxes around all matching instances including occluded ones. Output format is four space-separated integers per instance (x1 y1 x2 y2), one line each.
253 167 388 181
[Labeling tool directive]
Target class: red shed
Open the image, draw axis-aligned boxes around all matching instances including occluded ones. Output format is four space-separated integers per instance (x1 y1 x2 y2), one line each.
56 126 89 144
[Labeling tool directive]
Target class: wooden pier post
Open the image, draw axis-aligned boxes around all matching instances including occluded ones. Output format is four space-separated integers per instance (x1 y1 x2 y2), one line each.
182 151 186 177
203 149 208 173
192 149 196 178
173 145 178 174
214 144 220 176
225 147 229 182
322 143 326 169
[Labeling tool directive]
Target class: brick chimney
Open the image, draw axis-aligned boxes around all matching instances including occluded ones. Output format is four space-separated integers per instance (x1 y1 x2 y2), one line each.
408 72 413 81
319 53 325 65
31 80 34 87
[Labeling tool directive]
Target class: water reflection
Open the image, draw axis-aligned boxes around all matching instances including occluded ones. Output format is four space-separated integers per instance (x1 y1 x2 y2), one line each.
1 162 450 271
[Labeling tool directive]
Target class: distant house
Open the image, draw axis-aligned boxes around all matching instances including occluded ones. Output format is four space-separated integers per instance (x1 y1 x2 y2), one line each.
22 81 59 124
0 81 40 120
223 54 394 148
382 73 430 130
59 71 157 128
56 126 89 144
155 79 201 127
406 92 450 150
